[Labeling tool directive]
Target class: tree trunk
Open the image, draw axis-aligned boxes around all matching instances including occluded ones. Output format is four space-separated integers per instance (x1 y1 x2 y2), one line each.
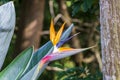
100 0 120 80
15 0 45 54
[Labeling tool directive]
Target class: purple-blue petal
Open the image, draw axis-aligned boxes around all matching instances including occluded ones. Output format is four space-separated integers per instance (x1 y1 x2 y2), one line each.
57 32 80 47
60 24 74 41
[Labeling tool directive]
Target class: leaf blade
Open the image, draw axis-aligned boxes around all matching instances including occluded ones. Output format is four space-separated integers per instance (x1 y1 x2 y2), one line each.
0 47 33 80
0 1 15 69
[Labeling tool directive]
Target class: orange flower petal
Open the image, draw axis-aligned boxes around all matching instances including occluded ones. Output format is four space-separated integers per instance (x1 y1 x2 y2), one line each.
54 22 66 45
58 47 73 52
50 19 56 45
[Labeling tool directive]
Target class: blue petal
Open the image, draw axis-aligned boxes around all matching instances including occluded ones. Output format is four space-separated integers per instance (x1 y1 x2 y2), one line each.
57 32 80 47
60 24 74 41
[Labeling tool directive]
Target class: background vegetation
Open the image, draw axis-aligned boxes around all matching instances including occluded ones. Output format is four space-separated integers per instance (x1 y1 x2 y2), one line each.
0 0 102 80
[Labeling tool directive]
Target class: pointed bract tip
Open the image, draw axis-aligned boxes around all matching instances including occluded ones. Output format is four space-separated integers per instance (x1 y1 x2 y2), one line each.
53 22 66 45
50 19 56 45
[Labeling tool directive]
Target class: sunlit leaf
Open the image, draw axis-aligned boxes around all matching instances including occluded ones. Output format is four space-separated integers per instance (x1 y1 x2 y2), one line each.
0 1 15 69
20 41 53 77
0 47 33 80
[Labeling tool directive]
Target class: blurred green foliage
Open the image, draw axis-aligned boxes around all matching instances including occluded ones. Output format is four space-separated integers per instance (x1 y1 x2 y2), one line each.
72 0 99 15
57 67 102 80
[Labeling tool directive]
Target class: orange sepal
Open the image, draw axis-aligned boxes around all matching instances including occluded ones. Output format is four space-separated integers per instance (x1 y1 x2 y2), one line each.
54 22 66 45
58 47 74 52
50 19 56 44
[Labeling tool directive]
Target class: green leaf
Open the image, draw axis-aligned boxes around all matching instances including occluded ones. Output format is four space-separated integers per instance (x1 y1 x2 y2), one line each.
81 0 93 12
0 47 33 80
72 1 82 16
0 1 15 69
21 64 40 80
21 41 53 77
21 63 49 80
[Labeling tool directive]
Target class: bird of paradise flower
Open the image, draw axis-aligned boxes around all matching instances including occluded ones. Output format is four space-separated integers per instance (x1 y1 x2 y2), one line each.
30 19 95 80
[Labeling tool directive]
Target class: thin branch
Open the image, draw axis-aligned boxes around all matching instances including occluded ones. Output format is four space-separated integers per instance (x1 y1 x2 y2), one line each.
82 55 96 63
41 30 49 35
49 0 55 18
46 66 65 72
